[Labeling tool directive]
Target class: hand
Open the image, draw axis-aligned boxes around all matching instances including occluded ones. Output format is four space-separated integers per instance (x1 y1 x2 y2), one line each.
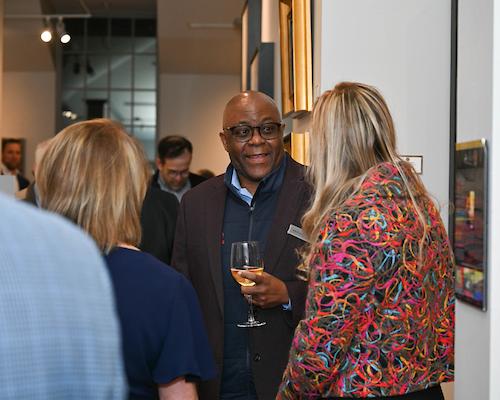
239 271 289 308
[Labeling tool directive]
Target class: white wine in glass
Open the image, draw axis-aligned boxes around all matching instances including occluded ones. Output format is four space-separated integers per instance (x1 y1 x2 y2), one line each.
231 266 264 286
230 241 266 328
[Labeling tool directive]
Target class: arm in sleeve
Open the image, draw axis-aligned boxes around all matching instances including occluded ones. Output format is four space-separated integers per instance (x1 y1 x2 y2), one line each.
277 221 377 399
153 275 216 384
283 279 308 327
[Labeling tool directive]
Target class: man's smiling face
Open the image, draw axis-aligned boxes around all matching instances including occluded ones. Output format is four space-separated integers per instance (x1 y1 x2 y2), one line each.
219 92 284 193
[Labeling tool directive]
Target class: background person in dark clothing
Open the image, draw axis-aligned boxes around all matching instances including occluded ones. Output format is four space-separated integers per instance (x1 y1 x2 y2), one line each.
172 91 310 400
1 138 29 191
140 187 179 264
152 135 206 202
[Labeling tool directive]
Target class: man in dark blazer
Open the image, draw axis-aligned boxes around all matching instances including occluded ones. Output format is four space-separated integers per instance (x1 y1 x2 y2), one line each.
172 91 310 400
151 135 206 202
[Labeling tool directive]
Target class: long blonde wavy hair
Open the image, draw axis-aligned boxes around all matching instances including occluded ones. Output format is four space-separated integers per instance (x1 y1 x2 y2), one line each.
302 82 427 266
37 119 150 252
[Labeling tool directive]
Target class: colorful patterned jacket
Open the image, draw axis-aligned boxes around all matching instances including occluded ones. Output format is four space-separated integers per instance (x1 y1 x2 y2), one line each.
278 162 455 399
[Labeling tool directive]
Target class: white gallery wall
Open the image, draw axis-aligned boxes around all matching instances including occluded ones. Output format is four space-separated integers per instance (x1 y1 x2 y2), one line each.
158 73 237 174
316 0 451 220
315 0 453 398
1 72 56 177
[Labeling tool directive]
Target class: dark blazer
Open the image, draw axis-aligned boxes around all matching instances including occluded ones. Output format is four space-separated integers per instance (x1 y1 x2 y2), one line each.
0 171 29 191
23 182 37 206
172 156 310 400
140 187 179 265
17 174 30 191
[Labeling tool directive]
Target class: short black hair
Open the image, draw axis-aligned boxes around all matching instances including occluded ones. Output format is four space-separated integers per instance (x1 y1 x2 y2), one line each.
2 138 22 151
157 136 193 160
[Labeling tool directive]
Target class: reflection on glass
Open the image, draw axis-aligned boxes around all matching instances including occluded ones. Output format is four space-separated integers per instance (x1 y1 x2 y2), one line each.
135 37 156 54
86 55 109 89
110 91 132 125
60 17 157 161
130 125 156 161
135 55 156 89
134 91 156 126
111 55 132 88
62 54 84 88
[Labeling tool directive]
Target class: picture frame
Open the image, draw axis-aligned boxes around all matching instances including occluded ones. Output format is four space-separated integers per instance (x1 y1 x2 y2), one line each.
290 132 310 165
241 2 249 90
250 50 259 91
453 139 488 311
1 137 27 175
279 0 313 117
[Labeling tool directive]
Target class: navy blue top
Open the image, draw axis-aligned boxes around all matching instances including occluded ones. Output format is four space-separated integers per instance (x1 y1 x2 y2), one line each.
104 247 216 399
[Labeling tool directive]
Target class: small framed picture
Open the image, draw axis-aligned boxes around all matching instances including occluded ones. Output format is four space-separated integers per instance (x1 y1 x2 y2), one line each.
1 137 27 176
453 139 488 311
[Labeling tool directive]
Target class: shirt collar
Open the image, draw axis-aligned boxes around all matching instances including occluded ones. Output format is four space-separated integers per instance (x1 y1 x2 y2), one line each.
224 154 288 205
230 171 253 205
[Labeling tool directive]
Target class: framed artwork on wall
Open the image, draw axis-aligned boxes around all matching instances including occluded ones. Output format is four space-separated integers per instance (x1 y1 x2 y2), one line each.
279 0 313 117
241 2 249 90
1 137 27 176
453 139 488 311
250 50 259 91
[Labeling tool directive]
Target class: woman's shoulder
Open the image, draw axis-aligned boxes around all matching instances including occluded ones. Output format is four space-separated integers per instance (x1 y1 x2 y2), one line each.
105 247 187 286
318 162 410 244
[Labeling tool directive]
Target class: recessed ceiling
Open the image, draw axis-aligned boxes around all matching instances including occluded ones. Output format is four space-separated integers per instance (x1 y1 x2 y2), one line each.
4 0 245 75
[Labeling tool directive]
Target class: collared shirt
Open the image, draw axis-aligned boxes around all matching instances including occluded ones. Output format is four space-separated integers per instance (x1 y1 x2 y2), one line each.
157 174 191 202
230 170 253 205
0 163 20 192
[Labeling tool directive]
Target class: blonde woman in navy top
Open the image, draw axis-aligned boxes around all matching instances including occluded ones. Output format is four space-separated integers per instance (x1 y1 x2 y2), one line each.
37 119 216 399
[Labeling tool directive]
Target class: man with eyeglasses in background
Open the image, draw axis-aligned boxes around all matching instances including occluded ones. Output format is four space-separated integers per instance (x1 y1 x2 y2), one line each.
172 91 310 400
152 135 206 202
141 135 206 265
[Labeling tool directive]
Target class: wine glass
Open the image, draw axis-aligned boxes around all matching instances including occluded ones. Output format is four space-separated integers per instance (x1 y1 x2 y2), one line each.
230 241 266 328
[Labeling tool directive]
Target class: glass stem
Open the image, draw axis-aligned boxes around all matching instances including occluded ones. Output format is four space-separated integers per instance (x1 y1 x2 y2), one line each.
247 295 256 323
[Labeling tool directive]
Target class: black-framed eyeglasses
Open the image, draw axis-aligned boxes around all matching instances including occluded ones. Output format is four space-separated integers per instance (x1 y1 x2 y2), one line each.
223 122 283 142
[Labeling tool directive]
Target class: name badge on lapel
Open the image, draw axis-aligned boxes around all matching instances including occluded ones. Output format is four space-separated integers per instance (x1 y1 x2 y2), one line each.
287 224 308 242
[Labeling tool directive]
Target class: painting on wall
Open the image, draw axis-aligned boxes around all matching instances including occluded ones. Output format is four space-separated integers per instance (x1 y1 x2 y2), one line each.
241 2 249 90
279 0 313 117
1 137 27 176
453 139 488 311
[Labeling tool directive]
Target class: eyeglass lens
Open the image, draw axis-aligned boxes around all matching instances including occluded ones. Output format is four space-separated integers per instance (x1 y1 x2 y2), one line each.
229 123 281 142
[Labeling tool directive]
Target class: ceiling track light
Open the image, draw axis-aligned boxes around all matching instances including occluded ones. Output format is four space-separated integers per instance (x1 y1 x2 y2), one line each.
56 17 71 44
40 17 52 43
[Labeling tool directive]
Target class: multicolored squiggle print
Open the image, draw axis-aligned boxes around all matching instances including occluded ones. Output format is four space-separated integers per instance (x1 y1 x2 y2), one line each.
277 162 455 399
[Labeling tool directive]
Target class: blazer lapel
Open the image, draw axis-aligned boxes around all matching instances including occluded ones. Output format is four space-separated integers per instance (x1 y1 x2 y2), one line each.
264 160 307 274
205 179 227 317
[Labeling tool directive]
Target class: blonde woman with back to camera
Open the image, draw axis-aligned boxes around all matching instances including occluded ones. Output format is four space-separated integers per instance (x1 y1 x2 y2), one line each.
277 83 454 400
37 119 216 400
